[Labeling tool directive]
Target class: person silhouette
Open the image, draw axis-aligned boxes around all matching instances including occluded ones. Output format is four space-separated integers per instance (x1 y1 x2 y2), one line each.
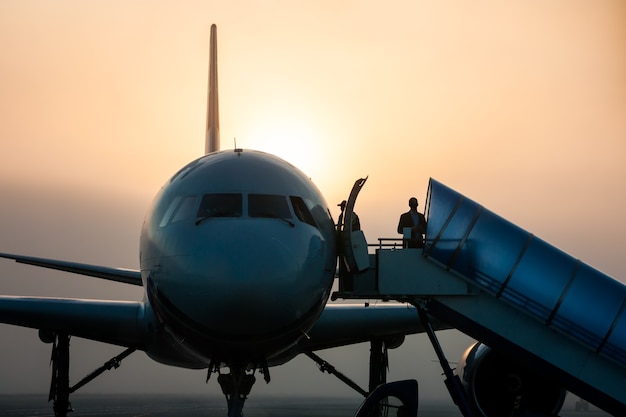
337 200 360 232
397 197 426 248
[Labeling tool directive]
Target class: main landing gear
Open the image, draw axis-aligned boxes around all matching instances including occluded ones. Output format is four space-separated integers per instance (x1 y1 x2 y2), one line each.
307 338 419 417
49 332 71 417
42 331 135 417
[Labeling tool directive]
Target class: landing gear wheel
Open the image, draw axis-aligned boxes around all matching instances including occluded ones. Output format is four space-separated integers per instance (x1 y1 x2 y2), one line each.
217 364 256 417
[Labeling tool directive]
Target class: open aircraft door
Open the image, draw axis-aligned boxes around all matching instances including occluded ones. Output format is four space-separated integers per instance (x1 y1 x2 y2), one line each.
337 177 371 292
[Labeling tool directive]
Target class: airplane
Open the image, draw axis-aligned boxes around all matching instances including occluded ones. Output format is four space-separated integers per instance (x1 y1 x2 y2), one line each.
0 25 583 417
0 24 429 417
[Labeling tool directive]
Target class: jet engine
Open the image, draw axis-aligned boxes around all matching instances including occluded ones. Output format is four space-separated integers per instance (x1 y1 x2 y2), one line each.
456 342 566 417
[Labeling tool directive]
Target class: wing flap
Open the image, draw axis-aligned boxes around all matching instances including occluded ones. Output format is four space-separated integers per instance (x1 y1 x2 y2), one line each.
0 296 149 348
0 253 142 286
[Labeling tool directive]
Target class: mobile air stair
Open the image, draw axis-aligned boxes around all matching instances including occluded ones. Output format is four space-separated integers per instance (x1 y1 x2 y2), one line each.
335 178 626 416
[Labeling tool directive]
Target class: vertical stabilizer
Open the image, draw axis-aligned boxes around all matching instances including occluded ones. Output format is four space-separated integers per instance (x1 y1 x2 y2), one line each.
205 24 220 154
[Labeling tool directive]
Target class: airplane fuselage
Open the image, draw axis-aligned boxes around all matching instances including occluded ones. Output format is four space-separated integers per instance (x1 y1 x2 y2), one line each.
140 149 337 367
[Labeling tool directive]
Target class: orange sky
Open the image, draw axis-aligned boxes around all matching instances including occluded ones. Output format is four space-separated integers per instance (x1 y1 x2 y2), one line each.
0 0 625 400
1 2 624 268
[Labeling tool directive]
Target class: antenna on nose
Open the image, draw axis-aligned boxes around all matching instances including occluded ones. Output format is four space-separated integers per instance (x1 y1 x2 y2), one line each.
205 24 220 154
234 137 242 155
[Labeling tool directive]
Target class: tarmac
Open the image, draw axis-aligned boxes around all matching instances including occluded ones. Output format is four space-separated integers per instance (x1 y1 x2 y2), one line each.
0 394 612 417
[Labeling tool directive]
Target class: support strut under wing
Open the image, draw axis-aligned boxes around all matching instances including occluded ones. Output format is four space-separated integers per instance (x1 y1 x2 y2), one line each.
305 351 368 397
47 332 136 417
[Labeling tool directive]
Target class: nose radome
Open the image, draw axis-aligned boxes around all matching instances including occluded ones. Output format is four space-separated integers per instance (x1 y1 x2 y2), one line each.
173 222 322 337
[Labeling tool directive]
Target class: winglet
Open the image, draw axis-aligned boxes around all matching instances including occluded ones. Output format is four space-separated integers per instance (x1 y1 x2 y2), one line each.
205 24 220 154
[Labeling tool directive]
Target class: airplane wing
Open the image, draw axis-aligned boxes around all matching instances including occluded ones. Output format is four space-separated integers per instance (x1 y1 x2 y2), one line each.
0 295 147 348
0 254 445 367
0 291 440 373
263 302 451 367
0 297 443 354
0 253 146 348
300 303 450 352
0 253 142 286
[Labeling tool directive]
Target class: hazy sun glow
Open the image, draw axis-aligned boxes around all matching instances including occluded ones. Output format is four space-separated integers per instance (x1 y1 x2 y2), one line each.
233 114 324 184
0 1 624 257
0 0 625 401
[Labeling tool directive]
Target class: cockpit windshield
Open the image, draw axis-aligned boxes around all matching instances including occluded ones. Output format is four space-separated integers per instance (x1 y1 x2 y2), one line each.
196 193 242 223
159 195 197 227
290 196 317 227
158 192 322 229
249 194 291 219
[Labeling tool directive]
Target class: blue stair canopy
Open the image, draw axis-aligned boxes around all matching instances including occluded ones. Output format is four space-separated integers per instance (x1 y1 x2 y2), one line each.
424 178 626 367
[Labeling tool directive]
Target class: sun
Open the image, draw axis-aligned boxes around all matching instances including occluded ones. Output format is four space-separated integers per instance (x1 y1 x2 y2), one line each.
236 116 324 182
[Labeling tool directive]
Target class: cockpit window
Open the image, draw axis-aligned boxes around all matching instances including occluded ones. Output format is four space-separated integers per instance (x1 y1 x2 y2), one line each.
197 193 242 220
290 196 317 228
249 194 292 219
159 195 197 227
171 196 197 223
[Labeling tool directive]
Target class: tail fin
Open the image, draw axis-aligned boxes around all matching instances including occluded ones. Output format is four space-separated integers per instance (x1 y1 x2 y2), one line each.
205 24 220 154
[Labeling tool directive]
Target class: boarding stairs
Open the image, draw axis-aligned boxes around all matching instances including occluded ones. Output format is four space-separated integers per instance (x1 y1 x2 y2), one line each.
334 178 626 415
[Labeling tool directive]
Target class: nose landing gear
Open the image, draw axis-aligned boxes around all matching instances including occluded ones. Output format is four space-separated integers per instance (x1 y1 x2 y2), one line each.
217 366 255 417
212 361 270 417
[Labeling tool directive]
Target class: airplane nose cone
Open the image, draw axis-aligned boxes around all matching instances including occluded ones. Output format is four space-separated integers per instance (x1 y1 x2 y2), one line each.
160 220 330 339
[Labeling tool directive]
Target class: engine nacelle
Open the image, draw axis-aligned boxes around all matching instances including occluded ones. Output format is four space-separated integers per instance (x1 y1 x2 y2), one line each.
384 334 405 350
456 342 566 417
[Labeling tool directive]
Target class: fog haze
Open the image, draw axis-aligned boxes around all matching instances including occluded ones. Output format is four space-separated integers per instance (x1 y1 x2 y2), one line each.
1 0 624 406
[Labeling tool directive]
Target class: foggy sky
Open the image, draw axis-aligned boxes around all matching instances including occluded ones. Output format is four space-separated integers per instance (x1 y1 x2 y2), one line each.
0 0 625 405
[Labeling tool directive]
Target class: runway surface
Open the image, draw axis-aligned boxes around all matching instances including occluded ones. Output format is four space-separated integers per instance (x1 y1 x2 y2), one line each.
0 394 612 416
